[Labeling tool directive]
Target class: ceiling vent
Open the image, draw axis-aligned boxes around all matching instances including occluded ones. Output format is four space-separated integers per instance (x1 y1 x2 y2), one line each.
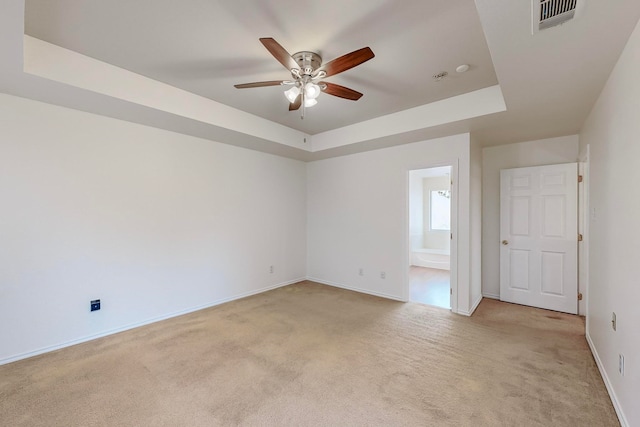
532 0 583 33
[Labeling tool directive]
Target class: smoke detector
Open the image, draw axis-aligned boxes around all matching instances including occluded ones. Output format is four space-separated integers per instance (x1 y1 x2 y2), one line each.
532 0 585 34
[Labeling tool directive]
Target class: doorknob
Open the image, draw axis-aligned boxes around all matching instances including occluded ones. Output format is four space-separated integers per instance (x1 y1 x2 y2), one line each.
502 240 509 245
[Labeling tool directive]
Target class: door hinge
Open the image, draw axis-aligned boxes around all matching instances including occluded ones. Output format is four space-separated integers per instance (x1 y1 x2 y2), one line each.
450 288 453 295
578 293 583 301
578 175 583 183
578 234 583 242
450 233 453 240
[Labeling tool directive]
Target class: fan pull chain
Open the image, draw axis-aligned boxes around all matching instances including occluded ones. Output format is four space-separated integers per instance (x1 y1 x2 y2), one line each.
301 85 305 120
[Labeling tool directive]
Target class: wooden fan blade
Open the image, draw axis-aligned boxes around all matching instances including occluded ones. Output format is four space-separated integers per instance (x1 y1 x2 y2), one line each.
319 47 374 78
289 94 302 111
321 82 363 100
234 80 285 89
260 37 299 71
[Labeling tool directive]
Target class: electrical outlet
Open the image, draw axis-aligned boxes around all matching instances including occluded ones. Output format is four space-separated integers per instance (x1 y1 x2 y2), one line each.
619 354 624 376
90 299 101 312
269 265 274 274
612 312 616 331
380 271 386 279
359 268 364 276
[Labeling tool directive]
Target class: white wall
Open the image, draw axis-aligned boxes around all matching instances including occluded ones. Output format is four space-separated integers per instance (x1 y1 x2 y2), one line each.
579 18 640 427
481 136 579 299
307 133 475 315
0 93 307 363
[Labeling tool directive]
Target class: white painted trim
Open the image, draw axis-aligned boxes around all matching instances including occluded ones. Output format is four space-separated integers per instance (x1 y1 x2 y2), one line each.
310 86 506 151
577 158 588 316
458 295 483 317
23 36 310 151
307 277 405 302
586 333 628 427
0 278 305 366
581 144 590 325
482 292 501 300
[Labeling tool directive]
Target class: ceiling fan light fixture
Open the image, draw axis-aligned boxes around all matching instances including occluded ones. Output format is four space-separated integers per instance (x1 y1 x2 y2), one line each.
284 86 300 103
304 98 318 108
236 38 374 119
304 83 321 99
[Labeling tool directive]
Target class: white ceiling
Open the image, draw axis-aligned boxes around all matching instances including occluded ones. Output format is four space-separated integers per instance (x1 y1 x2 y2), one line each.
24 0 498 135
2 0 640 160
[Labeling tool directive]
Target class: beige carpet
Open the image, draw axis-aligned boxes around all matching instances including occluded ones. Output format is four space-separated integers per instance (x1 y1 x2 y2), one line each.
0 281 617 426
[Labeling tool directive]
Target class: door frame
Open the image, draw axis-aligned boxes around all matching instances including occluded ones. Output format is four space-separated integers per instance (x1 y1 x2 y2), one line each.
578 145 590 317
405 160 459 313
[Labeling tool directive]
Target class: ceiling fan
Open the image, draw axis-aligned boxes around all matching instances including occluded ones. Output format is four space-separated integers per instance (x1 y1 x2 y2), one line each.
234 38 375 119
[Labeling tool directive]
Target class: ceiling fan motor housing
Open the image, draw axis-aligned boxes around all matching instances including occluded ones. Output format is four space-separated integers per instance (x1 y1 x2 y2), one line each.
292 51 322 75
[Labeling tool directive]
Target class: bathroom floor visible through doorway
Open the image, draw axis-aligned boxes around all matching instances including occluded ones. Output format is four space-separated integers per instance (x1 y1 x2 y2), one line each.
409 266 450 309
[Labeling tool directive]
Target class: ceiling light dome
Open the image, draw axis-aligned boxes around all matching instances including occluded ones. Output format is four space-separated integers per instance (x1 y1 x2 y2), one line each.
305 83 321 99
284 86 300 103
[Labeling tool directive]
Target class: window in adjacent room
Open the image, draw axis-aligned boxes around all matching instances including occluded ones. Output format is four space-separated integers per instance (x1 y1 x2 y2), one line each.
430 190 450 231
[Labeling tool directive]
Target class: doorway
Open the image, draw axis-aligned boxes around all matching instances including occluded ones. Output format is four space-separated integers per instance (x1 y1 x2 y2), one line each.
408 165 454 309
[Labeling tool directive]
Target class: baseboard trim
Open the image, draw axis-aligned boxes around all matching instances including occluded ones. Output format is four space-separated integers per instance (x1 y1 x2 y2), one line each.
456 295 483 317
482 292 500 300
470 295 483 315
0 277 304 366
307 277 405 302
586 332 628 427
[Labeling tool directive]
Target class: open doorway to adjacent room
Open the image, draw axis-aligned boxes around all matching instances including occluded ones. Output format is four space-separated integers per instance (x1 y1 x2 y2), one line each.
408 166 453 309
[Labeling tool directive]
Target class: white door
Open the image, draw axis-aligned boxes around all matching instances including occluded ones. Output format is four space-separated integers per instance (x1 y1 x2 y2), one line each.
500 163 578 314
